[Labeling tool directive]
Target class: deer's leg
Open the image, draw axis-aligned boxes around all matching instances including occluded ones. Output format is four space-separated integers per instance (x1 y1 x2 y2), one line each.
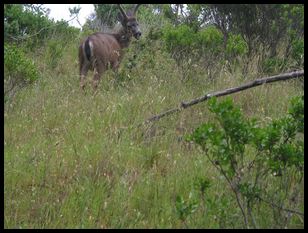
112 61 120 80
112 61 120 72
80 61 90 90
92 61 105 91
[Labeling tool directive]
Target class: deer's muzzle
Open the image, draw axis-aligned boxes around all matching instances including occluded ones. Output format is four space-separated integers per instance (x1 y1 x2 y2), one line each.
134 31 142 40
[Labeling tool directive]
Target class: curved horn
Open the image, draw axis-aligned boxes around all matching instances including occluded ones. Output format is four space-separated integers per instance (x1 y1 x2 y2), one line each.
133 4 141 16
118 4 128 20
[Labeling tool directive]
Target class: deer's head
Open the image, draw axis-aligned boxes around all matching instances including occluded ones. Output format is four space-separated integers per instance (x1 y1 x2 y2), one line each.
117 4 142 40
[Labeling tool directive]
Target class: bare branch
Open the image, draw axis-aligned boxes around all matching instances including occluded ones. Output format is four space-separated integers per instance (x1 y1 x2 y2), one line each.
257 196 304 217
143 70 304 125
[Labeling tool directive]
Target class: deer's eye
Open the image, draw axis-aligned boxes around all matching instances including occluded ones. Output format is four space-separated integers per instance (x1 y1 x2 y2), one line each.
128 22 138 28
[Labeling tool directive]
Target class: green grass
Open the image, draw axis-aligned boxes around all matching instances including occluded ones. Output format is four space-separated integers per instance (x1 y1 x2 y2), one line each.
4 40 304 229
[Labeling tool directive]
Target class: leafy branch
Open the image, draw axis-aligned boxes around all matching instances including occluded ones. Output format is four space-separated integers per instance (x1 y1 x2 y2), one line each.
187 95 304 228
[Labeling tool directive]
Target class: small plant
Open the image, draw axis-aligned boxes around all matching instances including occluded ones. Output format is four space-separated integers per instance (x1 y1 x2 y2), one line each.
187 96 304 228
192 177 211 217
175 193 199 228
193 177 211 197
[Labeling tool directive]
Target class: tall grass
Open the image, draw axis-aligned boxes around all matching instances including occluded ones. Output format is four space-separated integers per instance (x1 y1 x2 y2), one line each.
4 36 304 228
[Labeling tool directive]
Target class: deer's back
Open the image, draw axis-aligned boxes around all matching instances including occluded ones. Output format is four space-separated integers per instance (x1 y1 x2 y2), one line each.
82 32 122 66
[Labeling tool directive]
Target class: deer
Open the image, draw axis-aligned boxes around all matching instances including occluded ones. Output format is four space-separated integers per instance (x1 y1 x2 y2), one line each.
79 4 142 91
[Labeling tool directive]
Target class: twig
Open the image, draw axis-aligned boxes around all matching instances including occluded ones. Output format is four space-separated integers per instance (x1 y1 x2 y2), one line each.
205 154 249 228
257 196 304 217
142 70 304 125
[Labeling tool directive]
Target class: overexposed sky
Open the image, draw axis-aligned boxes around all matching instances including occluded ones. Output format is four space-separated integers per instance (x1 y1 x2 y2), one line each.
44 4 94 28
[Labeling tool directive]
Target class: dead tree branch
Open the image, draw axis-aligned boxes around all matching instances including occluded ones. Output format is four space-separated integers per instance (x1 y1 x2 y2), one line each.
257 195 304 217
143 70 304 125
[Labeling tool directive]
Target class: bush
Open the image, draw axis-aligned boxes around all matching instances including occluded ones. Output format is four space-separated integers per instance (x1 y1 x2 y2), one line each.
197 26 224 54
290 38 304 66
226 33 248 57
162 24 197 51
262 57 287 73
4 4 53 47
187 96 304 228
162 25 225 80
4 43 39 101
4 43 39 83
162 25 224 57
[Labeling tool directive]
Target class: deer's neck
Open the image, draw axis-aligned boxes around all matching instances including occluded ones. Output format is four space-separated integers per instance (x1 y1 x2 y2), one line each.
115 27 132 49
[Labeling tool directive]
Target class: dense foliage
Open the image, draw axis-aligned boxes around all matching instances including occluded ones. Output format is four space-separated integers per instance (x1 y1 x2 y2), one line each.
187 96 304 228
4 4 80 101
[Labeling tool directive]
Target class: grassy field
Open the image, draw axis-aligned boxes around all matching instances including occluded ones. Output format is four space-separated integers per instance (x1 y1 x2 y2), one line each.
4 36 304 228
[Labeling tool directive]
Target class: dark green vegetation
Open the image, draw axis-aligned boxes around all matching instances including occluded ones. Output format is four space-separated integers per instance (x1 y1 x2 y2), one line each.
188 96 304 228
4 4 304 229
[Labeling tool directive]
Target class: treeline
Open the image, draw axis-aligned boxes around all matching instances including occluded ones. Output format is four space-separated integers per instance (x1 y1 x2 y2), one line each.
158 4 303 77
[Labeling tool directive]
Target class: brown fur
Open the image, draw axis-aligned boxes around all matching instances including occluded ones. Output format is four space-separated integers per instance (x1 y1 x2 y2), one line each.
79 4 141 91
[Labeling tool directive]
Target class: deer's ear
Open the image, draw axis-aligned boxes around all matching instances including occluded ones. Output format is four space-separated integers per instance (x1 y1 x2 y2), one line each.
126 10 133 17
117 12 126 25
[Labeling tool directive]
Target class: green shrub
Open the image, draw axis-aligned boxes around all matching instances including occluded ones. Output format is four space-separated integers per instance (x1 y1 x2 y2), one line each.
226 33 248 57
4 43 39 102
197 26 224 54
187 96 304 228
163 24 197 50
290 38 304 65
4 43 39 83
175 193 199 227
162 24 225 80
4 4 53 47
262 57 287 73
162 25 224 56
